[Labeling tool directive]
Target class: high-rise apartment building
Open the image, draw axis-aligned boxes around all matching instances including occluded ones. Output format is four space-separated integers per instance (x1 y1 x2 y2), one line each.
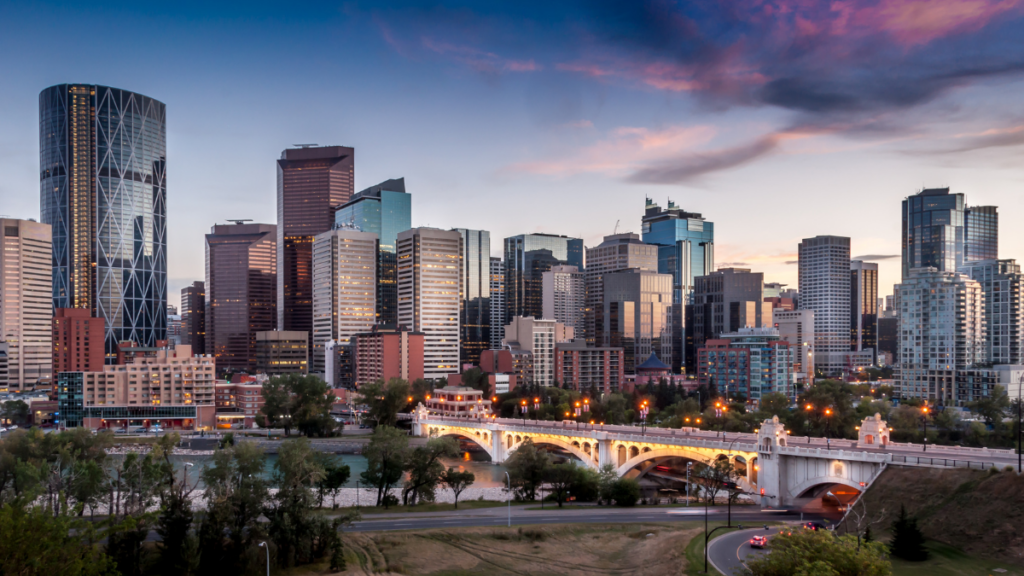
334 178 410 325
277 146 355 343
311 229 377 380
850 260 878 362
504 234 584 325
896 268 986 404
960 259 1024 365
697 328 794 401
397 228 462 380
489 257 506 350
585 233 658 346
772 308 815 383
354 325 425 385
205 223 277 373
0 219 52 389
254 331 309 375
542 265 585 336
640 198 714 372
799 236 852 376
40 85 167 359
454 229 491 366
603 269 673 373
52 308 104 375
503 316 574 387
685 268 769 373
180 281 205 353
555 339 624 394
965 205 998 262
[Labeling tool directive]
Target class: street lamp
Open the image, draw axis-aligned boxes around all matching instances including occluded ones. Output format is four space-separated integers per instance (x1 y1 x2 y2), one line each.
686 462 693 507
258 541 269 576
520 399 527 423
824 407 833 451
639 400 649 435
920 406 930 452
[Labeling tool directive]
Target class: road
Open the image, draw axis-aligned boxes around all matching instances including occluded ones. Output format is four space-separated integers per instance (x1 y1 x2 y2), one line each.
348 504 824 533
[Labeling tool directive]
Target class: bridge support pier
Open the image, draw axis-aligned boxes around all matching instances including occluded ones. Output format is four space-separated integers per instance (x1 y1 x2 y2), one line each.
597 438 614 468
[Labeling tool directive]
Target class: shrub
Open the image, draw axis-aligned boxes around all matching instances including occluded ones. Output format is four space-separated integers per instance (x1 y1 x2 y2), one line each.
609 478 641 507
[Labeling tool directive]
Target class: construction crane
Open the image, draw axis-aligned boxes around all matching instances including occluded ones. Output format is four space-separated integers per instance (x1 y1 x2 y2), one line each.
613 219 620 234
227 219 253 225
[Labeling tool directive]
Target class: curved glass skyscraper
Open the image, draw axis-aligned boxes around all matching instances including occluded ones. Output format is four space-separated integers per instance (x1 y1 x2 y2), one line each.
40 84 167 362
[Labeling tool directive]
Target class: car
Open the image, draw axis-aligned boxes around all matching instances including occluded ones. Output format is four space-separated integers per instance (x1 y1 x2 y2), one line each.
803 521 827 531
749 535 768 549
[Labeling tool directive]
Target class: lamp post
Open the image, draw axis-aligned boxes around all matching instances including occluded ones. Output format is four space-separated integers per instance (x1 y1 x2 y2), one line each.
640 400 649 435
505 471 512 527
520 399 527 423
258 541 269 576
686 462 693 507
824 407 833 451
920 405 930 452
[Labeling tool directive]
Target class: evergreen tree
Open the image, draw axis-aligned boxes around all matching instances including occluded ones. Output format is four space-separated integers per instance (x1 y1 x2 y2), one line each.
889 504 929 561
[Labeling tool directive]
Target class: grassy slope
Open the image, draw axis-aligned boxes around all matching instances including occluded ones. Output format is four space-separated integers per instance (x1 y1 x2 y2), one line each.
843 466 1024 565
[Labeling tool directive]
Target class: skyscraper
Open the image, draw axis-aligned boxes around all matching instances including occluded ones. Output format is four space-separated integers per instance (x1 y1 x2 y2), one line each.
311 228 378 382
0 218 53 389
205 223 277 373
454 229 490 366
603 268 673 373
960 258 1024 365
180 281 205 353
685 268 769 373
542 265 585 336
799 236 852 376
277 145 354 343
397 228 462 380
641 198 714 372
504 234 584 325
335 178 410 325
901 188 965 280
965 205 998 262
40 84 167 360
489 257 506 350
850 260 878 362
584 233 658 346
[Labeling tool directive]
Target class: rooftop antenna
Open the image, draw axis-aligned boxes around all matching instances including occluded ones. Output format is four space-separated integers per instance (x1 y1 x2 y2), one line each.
227 219 252 225
293 143 319 148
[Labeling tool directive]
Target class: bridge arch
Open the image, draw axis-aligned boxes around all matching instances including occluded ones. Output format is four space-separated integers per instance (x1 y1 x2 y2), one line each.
506 435 599 469
790 475 864 499
427 426 494 460
614 446 753 477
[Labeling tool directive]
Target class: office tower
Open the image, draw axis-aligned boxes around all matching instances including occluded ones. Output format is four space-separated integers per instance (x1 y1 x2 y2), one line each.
489 257 506 349
205 223 277 373
277 145 355 343
40 84 167 359
877 317 898 365
0 343 8 389
504 234 584 325
254 331 309 375
850 261 878 362
0 219 52 389
896 268 986 403
180 281 205 352
685 268 769 373
52 308 104 374
542 265 585 335
585 233 659 346
772 309 814 383
697 328 794 401
57 344 215 429
603 268 673 373
354 325 425 385
965 206 998 262
503 316 573 388
799 236 854 376
555 340 625 394
397 228 462 380
901 188 966 280
167 312 182 345
454 229 491 366
640 198 714 372
335 178 411 325
763 282 785 298
960 259 1024 365
311 228 377 381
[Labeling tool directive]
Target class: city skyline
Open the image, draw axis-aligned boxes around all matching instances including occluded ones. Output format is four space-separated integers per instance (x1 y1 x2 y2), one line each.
3 2 1024 304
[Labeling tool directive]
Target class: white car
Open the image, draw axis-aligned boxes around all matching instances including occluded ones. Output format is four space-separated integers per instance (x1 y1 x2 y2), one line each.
8 425 17 430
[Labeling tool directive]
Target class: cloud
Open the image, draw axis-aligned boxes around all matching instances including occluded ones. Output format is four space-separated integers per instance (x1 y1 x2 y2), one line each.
625 133 781 184
923 123 1024 153
853 254 900 260
717 262 749 267
785 260 799 265
422 37 542 74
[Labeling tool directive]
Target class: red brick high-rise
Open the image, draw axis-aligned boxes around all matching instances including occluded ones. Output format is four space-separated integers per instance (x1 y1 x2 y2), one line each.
52 308 104 374
277 146 354 346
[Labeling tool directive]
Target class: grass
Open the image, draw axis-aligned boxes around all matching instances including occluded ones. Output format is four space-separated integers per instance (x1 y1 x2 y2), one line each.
681 522 754 576
891 541 1024 576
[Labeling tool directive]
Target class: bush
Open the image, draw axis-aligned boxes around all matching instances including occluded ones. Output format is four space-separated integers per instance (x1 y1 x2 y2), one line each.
889 504 928 562
609 478 640 507
747 529 890 575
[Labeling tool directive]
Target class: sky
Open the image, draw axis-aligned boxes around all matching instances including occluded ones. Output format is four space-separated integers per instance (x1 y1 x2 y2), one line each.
2 0 1024 306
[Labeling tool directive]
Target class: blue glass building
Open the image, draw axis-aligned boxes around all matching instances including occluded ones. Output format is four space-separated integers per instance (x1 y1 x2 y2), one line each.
641 198 714 372
335 178 411 325
40 84 167 362
901 188 965 280
503 234 584 325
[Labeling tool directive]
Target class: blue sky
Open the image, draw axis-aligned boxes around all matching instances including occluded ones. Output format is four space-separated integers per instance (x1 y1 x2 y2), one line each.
2 0 1024 305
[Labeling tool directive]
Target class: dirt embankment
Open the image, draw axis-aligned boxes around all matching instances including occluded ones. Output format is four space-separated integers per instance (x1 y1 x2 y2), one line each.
340 524 695 576
842 465 1024 564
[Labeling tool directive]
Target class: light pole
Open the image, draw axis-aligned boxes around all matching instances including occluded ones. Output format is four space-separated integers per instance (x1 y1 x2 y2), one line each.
686 462 693 507
504 471 512 527
920 405 930 452
824 407 833 451
258 541 269 576
639 400 649 435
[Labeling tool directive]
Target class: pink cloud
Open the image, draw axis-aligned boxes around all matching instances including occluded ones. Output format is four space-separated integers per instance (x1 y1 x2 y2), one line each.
867 0 1024 46
418 37 541 73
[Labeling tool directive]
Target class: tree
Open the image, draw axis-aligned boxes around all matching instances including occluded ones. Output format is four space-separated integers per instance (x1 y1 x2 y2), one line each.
256 374 338 437
694 458 737 504
198 441 270 575
889 504 929 561
545 462 580 507
256 377 292 435
360 426 408 507
268 438 334 568
597 463 618 504
746 529 890 576
402 436 459 505
608 478 640 506
504 439 551 501
0 502 118 576
360 378 412 428
1 399 29 425
441 467 476 509
316 454 351 509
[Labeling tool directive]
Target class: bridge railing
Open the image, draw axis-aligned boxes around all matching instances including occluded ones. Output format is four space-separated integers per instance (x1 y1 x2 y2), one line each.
888 454 998 470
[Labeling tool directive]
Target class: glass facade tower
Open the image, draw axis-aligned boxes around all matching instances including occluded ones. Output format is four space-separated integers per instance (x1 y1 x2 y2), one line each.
40 84 167 362
454 229 491 366
901 188 965 280
334 178 411 326
504 234 584 325
640 198 714 373
965 206 998 262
